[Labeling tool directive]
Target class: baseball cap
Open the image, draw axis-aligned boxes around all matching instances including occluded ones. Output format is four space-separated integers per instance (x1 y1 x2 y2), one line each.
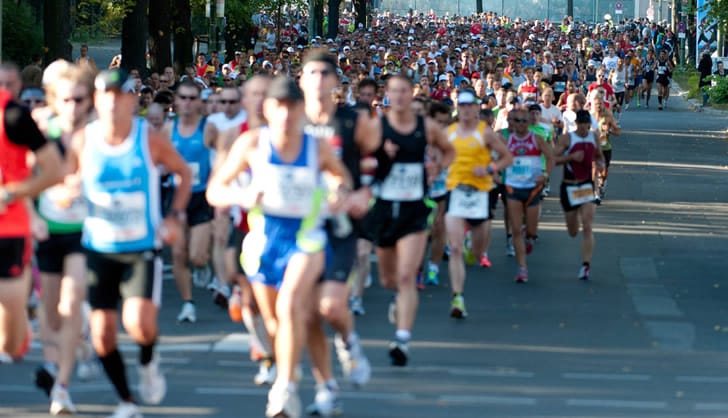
437 74 448 82
95 69 136 93
341 76 350 84
524 49 532 54
528 103 541 112
457 90 480 105
266 76 304 102
575 109 592 123
471 72 481 79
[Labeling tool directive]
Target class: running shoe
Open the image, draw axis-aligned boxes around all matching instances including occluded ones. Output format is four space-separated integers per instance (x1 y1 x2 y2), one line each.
0 353 12 364
426 265 440 286
334 333 371 387
254 360 277 386
658 104 663 110
108 401 142 418
515 267 529 283
637 102 641 108
387 297 397 325
479 254 492 268
138 355 166 405
416 270 425 290
526 237 535 255
212 283 230 310
192 265 212 288
450 295 468 319
364 273 372 289
266 383 302 418
176 302 196 323
388 340 409 367
506 237 516 257
305 384 343 417
578 264 591 281
50 383 77 415
349 296 366 316
35 365 55 397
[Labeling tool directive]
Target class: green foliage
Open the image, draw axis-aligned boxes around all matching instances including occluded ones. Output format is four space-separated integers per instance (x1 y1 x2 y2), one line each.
2 0 44 65
706 75 728 103
704 0 728 33
72 0 131 41
673 66 701 100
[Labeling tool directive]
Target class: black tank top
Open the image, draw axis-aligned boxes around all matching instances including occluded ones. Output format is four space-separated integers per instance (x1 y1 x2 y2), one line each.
380 114 428 201
304 106 362 190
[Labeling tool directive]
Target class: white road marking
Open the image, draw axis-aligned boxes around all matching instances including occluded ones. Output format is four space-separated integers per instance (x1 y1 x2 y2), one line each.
676 376 728 383
565 399 667 409
562 372 652 381
211 332 251 353
695 402 728 411
439 395 537 406
194 387 416 401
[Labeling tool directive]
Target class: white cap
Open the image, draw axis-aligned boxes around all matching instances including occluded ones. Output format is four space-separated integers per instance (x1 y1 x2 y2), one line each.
524 49 532 54
369 44 377 50
438 74 448 82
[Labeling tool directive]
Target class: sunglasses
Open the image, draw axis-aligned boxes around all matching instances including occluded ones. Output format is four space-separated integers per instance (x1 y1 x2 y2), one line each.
305 69 334 76
178 95 199 101
509 118 528 123
219 99 238 105
24 99 45 105
62 96 86 104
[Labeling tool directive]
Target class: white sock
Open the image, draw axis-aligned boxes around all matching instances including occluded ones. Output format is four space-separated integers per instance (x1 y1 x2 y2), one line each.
428 262 439 273
395 329 411 342
242 310 273 358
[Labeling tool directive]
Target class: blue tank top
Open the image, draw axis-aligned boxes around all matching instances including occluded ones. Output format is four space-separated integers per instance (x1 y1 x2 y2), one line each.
81 118 161 253
171 118 210 193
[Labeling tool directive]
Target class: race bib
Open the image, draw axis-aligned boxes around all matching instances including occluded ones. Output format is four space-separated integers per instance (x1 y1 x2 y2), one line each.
447 186 488 219
566 183 595 206
429 171 448 198
380 163 424 201
38 186 87 224
261 165 317 217
86 191 148 242
506 157 533 183
189 162 200 186
615 80 625 89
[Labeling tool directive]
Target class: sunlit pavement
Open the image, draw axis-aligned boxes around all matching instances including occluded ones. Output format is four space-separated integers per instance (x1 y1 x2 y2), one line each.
2 93 728 417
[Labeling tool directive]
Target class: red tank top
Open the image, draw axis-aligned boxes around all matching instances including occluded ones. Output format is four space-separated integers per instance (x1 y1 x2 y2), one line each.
0 91 31 238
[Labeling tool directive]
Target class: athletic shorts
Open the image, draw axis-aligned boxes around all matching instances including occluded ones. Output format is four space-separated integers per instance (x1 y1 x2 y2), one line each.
656 76 670 86
323 223 357 283
643 71 655 83
603 150 612 168
560 180 596 212
36 232 84 274
635 75 644 85
186 191 214 227
505 184 544 208
227 226 246 275
444 188 491 227
366 200 430 248
86 249 163 310
0 237 31 278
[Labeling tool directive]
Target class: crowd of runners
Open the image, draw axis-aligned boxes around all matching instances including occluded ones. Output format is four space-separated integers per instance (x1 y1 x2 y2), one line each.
0 9 680 418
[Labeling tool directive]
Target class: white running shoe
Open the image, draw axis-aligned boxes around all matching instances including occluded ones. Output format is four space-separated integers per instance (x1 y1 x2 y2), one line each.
0 353 12 364
305 384 343 417
334 333 371 388
192 265 212 288
364 273 372 289
138 356 166 405
266 383 301 418
176 302 196 323
108 402 142 418
50 384 77 415
349 296 365 316
254 361 277 386
387 297 397 325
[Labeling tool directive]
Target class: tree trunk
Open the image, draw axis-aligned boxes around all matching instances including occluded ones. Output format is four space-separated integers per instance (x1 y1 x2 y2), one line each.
43 0 73 62
149 0 172 73
353 0 367 29
312 0 324 37
327 0 341 39
121 0 149 74
172 0 194 75
476 0 483 13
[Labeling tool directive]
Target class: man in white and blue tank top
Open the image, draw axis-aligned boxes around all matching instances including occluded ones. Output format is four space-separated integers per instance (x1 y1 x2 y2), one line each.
64 69 193 418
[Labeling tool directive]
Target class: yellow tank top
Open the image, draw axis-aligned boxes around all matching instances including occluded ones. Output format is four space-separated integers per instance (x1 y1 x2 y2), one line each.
445 121 493 191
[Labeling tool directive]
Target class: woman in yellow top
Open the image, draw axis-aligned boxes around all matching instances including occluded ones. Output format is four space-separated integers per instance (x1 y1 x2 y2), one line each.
444 90 513 319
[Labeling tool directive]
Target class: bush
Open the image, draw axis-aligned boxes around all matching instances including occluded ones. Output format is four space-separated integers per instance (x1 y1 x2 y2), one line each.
1 1 44 66
706 75 728 104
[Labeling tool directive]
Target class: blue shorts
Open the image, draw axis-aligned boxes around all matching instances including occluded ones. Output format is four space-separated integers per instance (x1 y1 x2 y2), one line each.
241 215 326 290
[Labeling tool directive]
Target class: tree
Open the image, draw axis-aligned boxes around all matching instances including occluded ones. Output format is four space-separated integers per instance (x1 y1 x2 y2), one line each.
173 0 194 74
352 0 367 29
476 0 483 13
327 0 342 39
121 0 149 73
44 0 73 62
2 0 44 65
149 0 173 72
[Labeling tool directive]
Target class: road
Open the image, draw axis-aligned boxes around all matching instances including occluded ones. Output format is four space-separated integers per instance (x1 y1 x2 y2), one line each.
2 89 728 417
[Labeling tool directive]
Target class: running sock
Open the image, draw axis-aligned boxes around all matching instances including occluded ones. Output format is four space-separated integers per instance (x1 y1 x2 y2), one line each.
43 361 58 376
243 310 273 357
325 379 339 391
658 97 662 104
139 340 155 366
184 300 194 304
428 262 439 273
99 349 132 401
395 329 411 342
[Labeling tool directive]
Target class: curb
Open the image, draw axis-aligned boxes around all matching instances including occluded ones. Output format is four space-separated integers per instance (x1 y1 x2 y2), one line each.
670 83 724 114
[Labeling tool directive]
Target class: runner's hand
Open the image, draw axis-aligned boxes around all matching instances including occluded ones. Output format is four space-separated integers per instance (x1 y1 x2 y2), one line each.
383 139 399 159
346 188 371 219
32 215 49 242
473 166 487 177
160 217 181 245
425 160 439 184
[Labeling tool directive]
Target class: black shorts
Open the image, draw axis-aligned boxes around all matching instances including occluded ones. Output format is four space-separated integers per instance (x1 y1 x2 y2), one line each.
86 249 163 310
367 200 430 248
603 150 612 168
186 191 214 227
444 190 491 227
643 72 655 83
656 76 670 86
36 232 84 274
560 181 596 212
227 226 246 275
323 225 357 283
505 185 543 208
0 237 30 278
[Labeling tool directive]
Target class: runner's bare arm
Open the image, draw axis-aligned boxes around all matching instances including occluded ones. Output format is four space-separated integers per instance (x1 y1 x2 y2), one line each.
212 125 241 173
553 134 572 165
203 121 219 149
485 128 513 172
149 129 192 214
206 130 257 209
319 137 353 192
426 117 454 169
354 110 382 154
535 134 555 176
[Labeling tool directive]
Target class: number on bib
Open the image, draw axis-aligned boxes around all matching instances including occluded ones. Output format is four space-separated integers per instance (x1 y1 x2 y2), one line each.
380 163 424 201
447 187 489 219
87 191 148 242
566 183 595 206
507 157 532 183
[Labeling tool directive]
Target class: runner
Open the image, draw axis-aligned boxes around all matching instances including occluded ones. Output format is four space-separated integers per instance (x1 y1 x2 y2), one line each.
369 74 454 366
445 89 512 316
166 80 214 323
32 64 97 415
206 76 351 418
64 69 192 417
641 49 656 108
503 107 552 283
0 78 64 365
590 97 621 204
553 109 606 281
655 49 673 110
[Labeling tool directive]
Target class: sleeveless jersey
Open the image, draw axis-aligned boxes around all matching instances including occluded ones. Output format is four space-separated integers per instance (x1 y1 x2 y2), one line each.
445 121 493 192
504 130 543 188
171 118 210 193
563 130 597 182
81 119 161 253
379 115 427 202
611 67 627 93
520 84 539 104
0 91 31 238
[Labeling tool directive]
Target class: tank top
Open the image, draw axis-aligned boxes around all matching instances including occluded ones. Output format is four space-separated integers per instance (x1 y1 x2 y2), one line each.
171 118 210 193
378 115 427 202
445 121 493 192
563 130 597 182
656 59 669 77
504 130 543 188
37 116 86 234
520 84 539 104
0 92 31 238
81 119 161 253
611 68 627 93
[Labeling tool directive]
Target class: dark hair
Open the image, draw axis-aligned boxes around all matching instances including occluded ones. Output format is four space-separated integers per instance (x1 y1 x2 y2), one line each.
177 79 201 93
385 73 413 89
357 78 377 92
302 50 338 72
428 100 451 117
